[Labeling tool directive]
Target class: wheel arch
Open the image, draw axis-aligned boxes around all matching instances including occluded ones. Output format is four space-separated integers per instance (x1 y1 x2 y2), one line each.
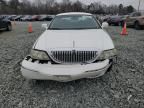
134 20 140 25
8 21 12 25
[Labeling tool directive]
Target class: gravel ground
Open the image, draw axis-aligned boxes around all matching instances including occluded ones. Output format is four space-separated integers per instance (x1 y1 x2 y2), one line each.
0 22 144 108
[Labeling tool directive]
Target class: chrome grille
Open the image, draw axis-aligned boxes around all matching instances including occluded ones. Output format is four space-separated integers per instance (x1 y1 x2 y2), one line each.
50 50 97 63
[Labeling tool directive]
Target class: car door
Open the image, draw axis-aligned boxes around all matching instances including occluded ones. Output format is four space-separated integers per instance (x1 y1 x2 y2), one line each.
126 13 135 26
127 12 141 26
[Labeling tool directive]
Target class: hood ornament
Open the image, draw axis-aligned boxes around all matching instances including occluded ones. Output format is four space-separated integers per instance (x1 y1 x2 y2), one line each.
72 41 76 56
73 40 75 48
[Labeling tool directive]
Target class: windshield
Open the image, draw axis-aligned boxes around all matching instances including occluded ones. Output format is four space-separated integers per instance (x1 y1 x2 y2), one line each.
49 15 101 30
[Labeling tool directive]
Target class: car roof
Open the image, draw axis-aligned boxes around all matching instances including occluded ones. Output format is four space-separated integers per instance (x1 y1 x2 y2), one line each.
57 12 92 16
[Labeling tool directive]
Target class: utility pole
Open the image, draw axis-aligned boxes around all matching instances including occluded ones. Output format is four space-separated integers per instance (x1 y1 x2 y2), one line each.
138 0 141 11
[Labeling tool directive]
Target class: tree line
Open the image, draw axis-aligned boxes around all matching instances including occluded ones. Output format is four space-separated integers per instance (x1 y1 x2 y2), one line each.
0 0 135 15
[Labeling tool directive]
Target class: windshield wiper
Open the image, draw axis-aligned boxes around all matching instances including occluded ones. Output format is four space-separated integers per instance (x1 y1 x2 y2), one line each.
73 28 99 29
49 27 100 30
49 28 64 30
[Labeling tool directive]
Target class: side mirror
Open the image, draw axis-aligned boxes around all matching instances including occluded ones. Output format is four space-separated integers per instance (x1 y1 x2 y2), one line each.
41 24 48 30
102 22 109 29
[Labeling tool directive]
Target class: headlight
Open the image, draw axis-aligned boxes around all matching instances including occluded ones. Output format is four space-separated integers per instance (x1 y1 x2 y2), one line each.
30 49 49 60
97 49 117 60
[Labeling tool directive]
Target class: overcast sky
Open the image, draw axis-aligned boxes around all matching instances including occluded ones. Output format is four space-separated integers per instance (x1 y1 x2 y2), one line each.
28 0 144 10
56 0 144 10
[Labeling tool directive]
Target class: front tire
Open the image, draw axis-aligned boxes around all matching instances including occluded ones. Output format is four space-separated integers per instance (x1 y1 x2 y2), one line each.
6 24 12 31
118 22 121 26
134 22 141 30
120 21 124 27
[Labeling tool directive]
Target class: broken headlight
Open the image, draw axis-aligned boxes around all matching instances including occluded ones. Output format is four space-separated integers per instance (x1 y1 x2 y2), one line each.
30 49 49 60
97 49 117 60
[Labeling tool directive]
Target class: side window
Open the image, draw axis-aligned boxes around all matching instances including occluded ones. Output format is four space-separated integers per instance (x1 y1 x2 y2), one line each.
135 12 141 16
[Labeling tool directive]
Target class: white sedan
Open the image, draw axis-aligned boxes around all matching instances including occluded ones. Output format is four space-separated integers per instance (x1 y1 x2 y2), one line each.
21 12 117 82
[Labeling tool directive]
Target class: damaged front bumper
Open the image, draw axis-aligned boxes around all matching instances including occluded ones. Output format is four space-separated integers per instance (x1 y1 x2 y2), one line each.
21 56 116 82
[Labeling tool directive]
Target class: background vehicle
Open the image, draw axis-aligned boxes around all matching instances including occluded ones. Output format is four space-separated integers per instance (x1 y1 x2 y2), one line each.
6 15 16 21
102 15 111 22
121 11 144 29
39 15 54 21
13 15 24 21
0 18 12 31
107 16 123 26
30 15 40 21
21 15 31 21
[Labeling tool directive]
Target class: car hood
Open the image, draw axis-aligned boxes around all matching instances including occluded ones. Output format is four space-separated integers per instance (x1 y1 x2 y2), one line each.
34 29 114 51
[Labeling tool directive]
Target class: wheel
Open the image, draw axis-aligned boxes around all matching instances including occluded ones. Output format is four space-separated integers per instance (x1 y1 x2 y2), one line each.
115 23 120 26
108 23 111 26
134 22 141 30
6 24 12 31
35 80 45 84
107 64 113 72
120 21 124 27
118 22 121 26
28 79 44 84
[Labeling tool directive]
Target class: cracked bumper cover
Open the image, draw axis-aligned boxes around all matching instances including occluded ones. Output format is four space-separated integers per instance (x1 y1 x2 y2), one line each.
21 59 112 82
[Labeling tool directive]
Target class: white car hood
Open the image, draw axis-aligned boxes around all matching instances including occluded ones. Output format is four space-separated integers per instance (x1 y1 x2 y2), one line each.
34 29 114 51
